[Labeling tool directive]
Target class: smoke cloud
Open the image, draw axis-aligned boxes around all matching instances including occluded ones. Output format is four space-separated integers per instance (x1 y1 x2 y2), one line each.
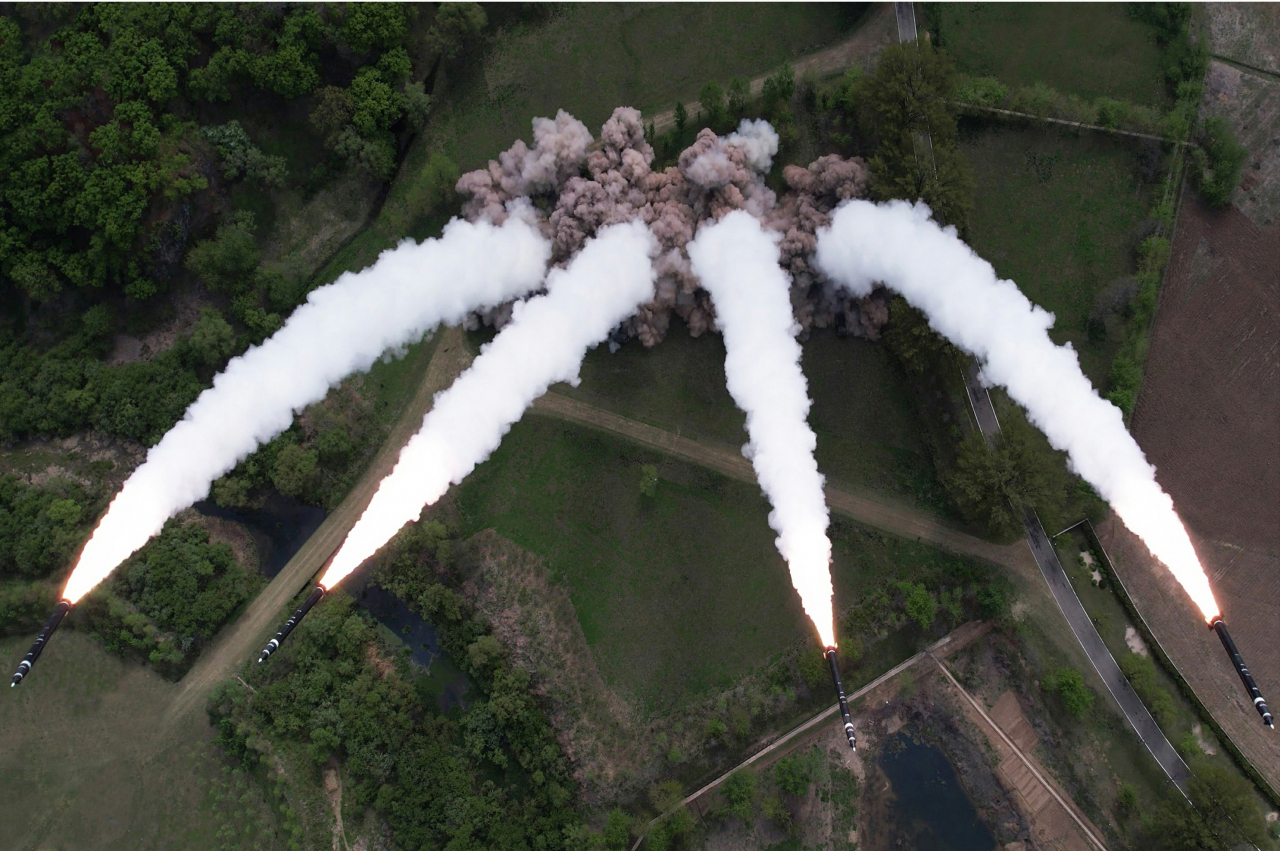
318 221 658 589
62 218 552 603
688 211 836 648
815 199 1220 621
457 109 883 347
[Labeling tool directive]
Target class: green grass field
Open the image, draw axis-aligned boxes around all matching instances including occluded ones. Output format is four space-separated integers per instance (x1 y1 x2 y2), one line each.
960 123 1158 385
934 3 1168 107
555 324 950 515
0 631 279 851
430 4 865 171
454 417 996 713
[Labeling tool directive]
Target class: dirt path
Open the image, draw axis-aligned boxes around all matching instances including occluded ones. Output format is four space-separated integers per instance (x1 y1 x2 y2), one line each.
530 391 1034 576
646 4 899 134
165 327 473 726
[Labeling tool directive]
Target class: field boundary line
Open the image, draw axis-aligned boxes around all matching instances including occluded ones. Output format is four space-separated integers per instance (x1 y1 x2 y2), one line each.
931 652 1110 851
953 101 1185 146
629 622 991 851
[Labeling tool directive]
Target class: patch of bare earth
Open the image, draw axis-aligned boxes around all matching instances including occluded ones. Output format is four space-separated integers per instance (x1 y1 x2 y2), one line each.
1101 149 1279 789
1201 60 1280 226
1205 3 1280 76
107 282 210 365
261 168 382 276
178 507 260 573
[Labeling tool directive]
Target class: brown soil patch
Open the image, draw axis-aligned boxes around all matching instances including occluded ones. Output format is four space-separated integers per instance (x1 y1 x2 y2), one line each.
1206 4 1280 77
1102 182 1280 789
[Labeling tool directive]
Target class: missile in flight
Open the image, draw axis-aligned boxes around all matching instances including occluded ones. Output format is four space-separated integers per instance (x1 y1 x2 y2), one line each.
258 585 325 663
825 647 857 749
1208 617 1273 729
11 599 72 687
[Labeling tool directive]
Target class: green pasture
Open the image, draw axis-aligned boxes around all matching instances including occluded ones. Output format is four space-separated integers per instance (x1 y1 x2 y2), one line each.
960 123 1158 385
454 417 997 713
933 3 1168 107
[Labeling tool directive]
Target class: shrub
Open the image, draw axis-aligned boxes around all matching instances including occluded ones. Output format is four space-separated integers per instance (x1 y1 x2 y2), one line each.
722 770 757 822
1120 652 1177 729
956 76 1008 107
1046 667 1095 718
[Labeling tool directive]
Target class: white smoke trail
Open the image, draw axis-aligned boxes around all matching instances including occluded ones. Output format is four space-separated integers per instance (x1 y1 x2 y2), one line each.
318 220 658 589
688 211 837 648
62 218 551 603
815 199 1220 621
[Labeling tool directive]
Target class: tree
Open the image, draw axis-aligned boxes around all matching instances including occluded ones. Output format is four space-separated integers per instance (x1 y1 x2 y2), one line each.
1147 762 1267 850
727 77 749 119
673 101 687 134
343 3 409 55
1046 667 1094 718
188 307 236 368
722 770 757 822
184 213 259 295
271 444 318 498
1192 117 1247 207
898 581 937 630
773 754 811 797
762 63 796 114
882 295 959 374
798 648 826 689
859 41 973 230
428 3 487 59
699 81 726 128
944 420 1067 540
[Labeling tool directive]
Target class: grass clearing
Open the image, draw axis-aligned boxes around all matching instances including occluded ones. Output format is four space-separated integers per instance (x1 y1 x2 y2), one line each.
453 417 1003 714
960 122 1159 386
430 4 865 171
0 630 278 851
933 3 1168 107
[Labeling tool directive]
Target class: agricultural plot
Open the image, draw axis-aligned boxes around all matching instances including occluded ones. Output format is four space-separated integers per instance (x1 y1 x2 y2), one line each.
932 2 1167 106
960 122 1159 385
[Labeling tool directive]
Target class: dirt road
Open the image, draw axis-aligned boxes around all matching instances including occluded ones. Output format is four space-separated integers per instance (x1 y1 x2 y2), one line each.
530 391 1034 576
165 327 473 726
646 4 899 134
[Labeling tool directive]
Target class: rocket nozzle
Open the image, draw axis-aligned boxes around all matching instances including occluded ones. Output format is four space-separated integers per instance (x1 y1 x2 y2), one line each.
11 599 72 687
825 647 857 750
1209 617 1273 729
258 586 325 664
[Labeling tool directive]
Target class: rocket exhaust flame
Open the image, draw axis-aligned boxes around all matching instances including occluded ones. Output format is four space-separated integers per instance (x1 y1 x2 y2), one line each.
825 647 857 749
815 200 1221 624
1209 617 1274 729
258 586 326 663
688 211 837 648
57 217 551 608
316 221 658 593
11 599 71 687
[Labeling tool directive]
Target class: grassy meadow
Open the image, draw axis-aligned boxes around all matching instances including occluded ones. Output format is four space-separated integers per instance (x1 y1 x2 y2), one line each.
933 2 1168 107
453 417 999 713
960 123 1159 385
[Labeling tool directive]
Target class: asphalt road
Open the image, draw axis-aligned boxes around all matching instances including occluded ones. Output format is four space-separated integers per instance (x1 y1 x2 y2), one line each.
962 363 1190 792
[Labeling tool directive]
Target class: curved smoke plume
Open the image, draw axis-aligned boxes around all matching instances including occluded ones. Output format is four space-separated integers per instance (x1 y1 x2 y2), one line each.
689 211 836 648
62 218 551 603
815 199 1219 621
457 108 885 346
319 221 658 590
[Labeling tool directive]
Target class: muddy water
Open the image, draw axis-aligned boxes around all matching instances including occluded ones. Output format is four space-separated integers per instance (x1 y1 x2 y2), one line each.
876 732 996 851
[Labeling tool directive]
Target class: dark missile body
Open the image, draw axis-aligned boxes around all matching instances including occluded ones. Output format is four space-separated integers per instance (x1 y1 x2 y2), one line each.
11 599 72 687
1209 617 1273 729
825 647 857 749
258 585 325 663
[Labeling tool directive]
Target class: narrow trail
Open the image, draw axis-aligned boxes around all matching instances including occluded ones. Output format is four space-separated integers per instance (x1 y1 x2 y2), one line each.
164 327 473 726
530 391 1034 577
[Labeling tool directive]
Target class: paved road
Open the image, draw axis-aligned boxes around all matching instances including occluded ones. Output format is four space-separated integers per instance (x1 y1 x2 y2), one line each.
962 364 1190 791
895 1 918 43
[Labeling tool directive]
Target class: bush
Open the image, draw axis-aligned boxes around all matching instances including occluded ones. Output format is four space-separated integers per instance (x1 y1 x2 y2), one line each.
722 770 757 822
897 581 937 630
1194 117 1247 207
773 754 812 797
1120 652 1177 729
1046 667 1095 718
956 75 1008 108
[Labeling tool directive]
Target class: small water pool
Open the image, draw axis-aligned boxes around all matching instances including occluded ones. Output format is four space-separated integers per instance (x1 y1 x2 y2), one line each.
878 732 996 851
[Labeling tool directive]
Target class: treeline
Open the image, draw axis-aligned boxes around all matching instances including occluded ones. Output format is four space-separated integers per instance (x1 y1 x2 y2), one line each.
210 518 621 850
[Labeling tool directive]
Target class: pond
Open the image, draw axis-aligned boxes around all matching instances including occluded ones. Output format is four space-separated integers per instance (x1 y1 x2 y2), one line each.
877 732 996 851
195 492 325 578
